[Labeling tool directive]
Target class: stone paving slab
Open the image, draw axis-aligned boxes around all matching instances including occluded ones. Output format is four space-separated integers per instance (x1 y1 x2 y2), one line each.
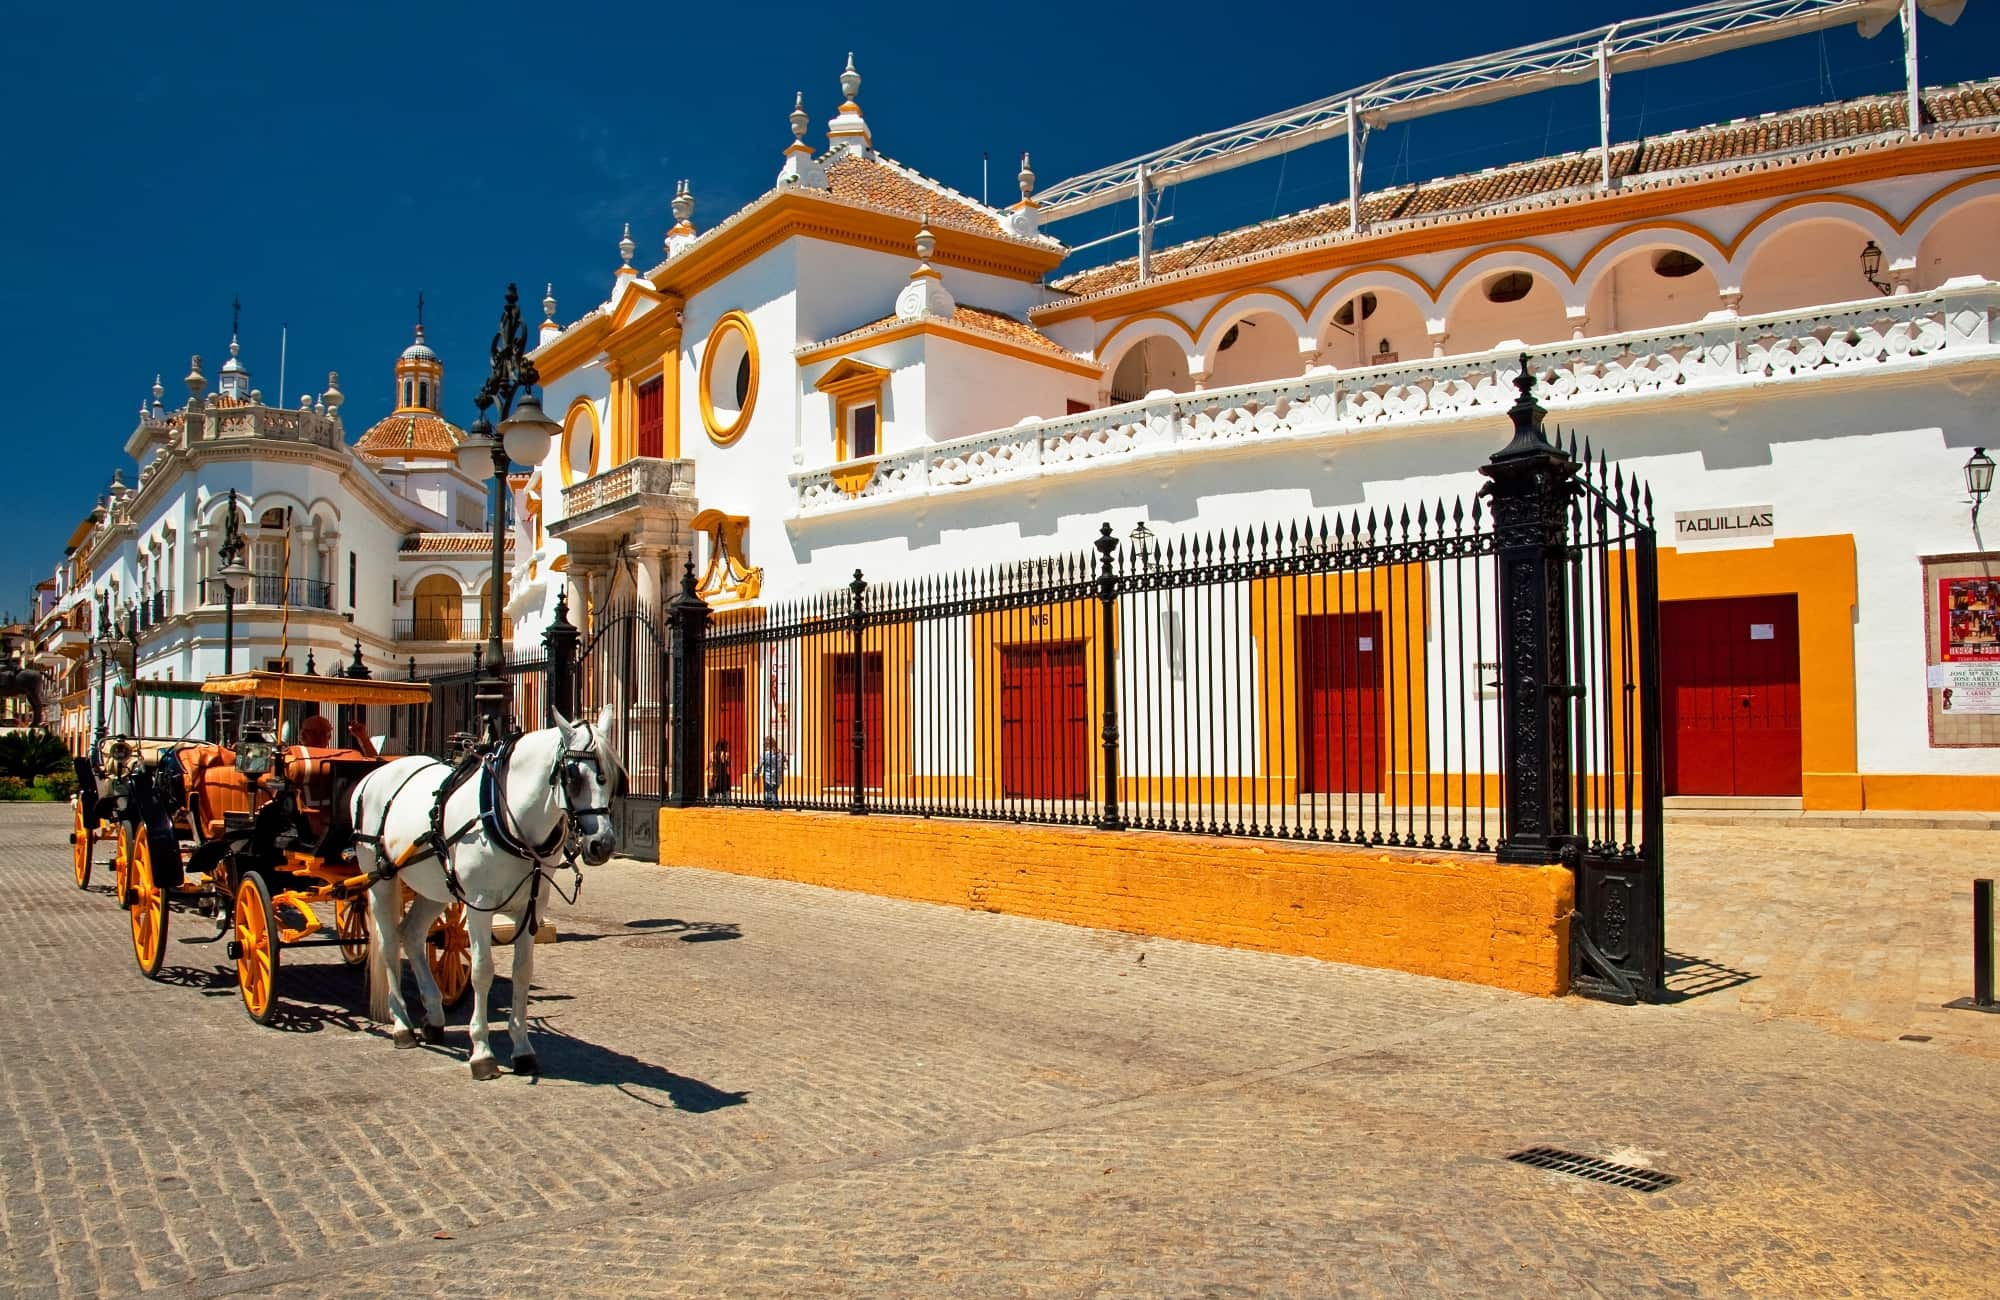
0 804 1994 1298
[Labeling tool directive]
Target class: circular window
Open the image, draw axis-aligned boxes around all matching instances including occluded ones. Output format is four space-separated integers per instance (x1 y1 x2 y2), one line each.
1333 293 1378 327
699 311 759 445
1483 271 1535 304
560 400 597 486
1652 250 1705 279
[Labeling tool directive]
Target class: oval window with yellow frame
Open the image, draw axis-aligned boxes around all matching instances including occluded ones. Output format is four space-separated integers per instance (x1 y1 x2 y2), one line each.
698 311 759 446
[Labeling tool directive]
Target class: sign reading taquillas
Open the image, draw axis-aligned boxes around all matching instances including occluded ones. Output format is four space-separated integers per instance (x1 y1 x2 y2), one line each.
1672 506 1774 544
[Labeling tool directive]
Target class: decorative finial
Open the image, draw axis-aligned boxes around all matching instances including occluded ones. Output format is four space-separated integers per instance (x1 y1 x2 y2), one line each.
779 92 829 188
542 283 557 323
321 371 343 418
790 91 808 141
152 374 164 405
416 290 425 329
666 179 698 256
184 354 207 405
672 179 694 225
1019 153 1035 201
304 648 316 675
231 295 241 338
841 52 861 107
914 217 935 264
618 222 635 268
827 53 872 159
896 215 954 321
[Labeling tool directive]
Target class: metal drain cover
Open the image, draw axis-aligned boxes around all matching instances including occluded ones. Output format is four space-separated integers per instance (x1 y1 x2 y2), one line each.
1505 1146 1679 1193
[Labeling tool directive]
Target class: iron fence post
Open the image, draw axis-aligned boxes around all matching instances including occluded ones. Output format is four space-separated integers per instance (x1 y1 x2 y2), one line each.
849 569 868 815
1094 523 1125 830
667 560 710 808
541 588 580 726
1479 357 1579 865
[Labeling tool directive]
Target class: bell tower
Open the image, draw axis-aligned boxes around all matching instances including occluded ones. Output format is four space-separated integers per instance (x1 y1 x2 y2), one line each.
394 293 443 414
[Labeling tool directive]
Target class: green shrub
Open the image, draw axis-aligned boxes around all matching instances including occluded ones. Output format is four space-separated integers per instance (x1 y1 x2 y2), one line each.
0 731 71 780
37 770 77 800
0 775 27 800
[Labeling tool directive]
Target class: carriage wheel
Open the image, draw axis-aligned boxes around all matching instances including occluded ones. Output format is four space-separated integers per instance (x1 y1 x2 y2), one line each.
234 873 281 1025
426 902 471 1010
128 828 169 979
333 896 369 966
71 801 91 890
114 825 132 906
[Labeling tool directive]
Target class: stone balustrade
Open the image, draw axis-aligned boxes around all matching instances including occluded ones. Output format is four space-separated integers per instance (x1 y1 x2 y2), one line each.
791 284 1999 516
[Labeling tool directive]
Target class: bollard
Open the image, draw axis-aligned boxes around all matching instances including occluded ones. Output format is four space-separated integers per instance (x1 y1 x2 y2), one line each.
1946 878 1997 1014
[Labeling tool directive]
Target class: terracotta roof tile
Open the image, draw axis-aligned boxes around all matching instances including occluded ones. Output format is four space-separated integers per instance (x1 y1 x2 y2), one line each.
824 155 1010 237
806 304 1085 364
356 412 465 459
1049 80 2000 300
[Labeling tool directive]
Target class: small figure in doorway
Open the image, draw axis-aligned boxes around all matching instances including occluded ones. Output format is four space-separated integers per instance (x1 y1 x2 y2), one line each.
707 738 733 800
758 735 788 808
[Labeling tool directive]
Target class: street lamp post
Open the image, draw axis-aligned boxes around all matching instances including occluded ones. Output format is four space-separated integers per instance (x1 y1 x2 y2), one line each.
217 488 250 674
93 591 111 743
455 284 559 745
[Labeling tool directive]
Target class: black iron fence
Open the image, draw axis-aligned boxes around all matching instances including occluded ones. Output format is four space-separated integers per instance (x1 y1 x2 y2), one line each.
416 650 549 756
635 363 1665 1001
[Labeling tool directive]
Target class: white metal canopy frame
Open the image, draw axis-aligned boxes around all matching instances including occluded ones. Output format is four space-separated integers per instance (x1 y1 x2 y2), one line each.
1034 0 1970 278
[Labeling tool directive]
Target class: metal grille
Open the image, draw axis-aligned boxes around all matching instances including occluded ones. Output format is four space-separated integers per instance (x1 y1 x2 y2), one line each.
1505 1147 1679 1193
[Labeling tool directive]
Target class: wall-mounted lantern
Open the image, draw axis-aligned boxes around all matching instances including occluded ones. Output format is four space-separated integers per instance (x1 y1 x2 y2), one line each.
1966 446 1995 524
1860 241 1891 296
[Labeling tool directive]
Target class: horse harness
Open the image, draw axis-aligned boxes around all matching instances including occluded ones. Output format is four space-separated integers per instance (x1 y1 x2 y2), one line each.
349 728 608 931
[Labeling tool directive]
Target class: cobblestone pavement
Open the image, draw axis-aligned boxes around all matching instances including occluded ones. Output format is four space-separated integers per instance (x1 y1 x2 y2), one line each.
1 803 1994 1299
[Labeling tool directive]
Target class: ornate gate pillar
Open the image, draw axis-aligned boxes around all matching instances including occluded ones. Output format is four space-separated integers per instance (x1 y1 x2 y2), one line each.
1479 360 1579 866
666 559 711 808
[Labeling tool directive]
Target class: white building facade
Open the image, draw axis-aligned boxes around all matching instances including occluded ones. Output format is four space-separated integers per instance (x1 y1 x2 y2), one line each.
518 47 1995 812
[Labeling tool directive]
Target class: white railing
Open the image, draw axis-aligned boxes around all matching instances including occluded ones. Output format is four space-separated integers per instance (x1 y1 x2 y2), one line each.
791 283 1999 515
560 456 695 520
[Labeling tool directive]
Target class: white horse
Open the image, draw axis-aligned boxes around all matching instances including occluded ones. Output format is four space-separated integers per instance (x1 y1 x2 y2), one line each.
350 708 619 1079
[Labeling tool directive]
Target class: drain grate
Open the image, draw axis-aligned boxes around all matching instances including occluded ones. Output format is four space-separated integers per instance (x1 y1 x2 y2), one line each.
1505 1147 1679 1193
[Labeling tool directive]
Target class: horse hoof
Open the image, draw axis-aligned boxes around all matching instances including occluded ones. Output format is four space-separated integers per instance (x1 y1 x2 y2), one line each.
469 1057 500 1081
392 1028 419 1050
422 1023 445 1046
512 1053 539 1076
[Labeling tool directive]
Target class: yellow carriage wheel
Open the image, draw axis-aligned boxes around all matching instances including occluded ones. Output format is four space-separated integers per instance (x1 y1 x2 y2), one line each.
233 873 281 1025
334 896 369 966
71 801 91 890
427 902 471 1009
113 824 131 906
128 828 168 979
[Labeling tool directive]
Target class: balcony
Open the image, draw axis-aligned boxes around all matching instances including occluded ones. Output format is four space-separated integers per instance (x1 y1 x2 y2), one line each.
790 283 2000 515
551 456 697 545
392 617 510 643
199 575 335 610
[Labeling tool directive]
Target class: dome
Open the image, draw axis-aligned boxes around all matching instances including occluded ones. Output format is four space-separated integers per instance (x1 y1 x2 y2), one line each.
400 339 439 364
355 411 465 461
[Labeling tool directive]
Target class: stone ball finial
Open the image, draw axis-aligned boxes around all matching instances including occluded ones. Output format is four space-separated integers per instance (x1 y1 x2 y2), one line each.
322 371 343 413
542 283 557 322
672 179 694 223
152 374 165 403
790 91 809 141
914 217 936 264
618 222 635 267
840 52 861 106
185 354 207 402
1019 152 1035 200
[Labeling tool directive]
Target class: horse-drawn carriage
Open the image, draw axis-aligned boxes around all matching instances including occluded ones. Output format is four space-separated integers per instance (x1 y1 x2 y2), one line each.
70 671 471 1024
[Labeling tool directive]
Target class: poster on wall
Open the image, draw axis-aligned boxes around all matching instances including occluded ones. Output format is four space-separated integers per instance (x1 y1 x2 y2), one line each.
1923 556 2000 747
1938 577 2000 662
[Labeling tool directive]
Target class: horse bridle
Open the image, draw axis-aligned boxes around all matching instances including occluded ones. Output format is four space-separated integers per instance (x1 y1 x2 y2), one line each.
547 722 613 855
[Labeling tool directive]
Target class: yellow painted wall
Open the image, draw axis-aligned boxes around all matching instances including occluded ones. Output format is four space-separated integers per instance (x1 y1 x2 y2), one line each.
660 807 1573 997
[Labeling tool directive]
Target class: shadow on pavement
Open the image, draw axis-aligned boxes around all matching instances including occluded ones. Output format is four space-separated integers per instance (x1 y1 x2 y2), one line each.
526 1015 749 1112
1660 949 1758 1002
622 917 743 942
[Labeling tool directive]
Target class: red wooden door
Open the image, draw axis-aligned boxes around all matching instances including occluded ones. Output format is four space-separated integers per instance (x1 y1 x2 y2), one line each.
1001 643 1088 799
635 377 663 459
1297 613 1384 794
714 669 748 790
821 653 884 788
1660 595 1802 796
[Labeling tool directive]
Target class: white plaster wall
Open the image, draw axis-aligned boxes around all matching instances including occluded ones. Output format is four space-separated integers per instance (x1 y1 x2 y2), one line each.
1586 252 1723 334
921 338 1093 443
1205 313 1304 388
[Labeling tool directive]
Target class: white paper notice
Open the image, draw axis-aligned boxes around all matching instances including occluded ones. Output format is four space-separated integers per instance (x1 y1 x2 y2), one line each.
1749 623 1775 641
1357 637 1375 651
1928 663 1951 688
1937 663 2000 713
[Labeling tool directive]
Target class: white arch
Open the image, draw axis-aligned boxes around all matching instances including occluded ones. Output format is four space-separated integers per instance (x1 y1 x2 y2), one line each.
1730 202 1906 282
1574 226 1732 306
1905 179 2000 252
1189 291 1313 374
1435 246 1580 317
403 566 476 597
1303 270 1437 345
1093 314 1198 380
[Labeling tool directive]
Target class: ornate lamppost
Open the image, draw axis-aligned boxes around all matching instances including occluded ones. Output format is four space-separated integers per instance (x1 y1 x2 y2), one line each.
217 488 251 673
454 285 558 744
93 590 112 743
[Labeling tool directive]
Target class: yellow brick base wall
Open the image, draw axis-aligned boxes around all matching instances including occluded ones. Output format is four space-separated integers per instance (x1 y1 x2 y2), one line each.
658 808 1574 997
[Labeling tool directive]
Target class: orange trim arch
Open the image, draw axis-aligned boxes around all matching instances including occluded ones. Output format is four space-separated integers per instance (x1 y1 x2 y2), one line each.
558 397 600 488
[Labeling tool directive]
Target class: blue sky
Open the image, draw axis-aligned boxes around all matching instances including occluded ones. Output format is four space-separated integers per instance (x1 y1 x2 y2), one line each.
6 0 1996 615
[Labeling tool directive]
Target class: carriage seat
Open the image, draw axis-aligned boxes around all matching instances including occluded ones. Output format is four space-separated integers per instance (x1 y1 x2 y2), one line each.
282 747 376 836
180 744 257 837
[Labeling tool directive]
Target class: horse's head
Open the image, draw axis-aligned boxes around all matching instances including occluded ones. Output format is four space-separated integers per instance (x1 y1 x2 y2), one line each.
553 705 620 866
